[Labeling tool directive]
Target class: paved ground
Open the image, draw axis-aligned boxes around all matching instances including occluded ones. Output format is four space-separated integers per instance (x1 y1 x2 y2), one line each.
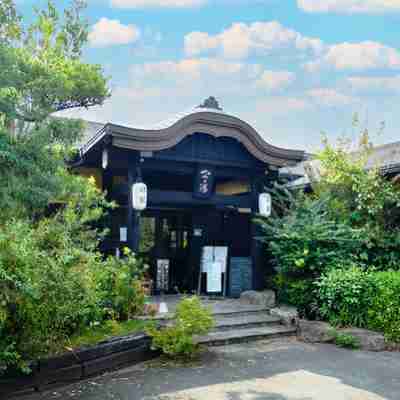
21 338 400 400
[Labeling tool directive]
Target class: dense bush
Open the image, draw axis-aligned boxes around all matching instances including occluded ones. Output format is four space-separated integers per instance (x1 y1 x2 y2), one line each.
316 267 400 342
0 213 146 375
367 271 400 342
260 130 400 331
316 265 376 327
258 194 361 279
146 297 214 358
272 275 318 319
96 251 146 321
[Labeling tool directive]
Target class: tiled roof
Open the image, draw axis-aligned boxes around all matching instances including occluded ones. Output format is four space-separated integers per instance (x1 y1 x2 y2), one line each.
283 141 400 188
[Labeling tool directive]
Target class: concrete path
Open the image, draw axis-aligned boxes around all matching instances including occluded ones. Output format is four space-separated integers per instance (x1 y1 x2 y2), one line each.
20 338 400 400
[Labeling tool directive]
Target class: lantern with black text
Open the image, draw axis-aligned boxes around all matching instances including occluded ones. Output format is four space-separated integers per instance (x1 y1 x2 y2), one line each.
258 193 272 217
102 148 108 170
132 182 147 211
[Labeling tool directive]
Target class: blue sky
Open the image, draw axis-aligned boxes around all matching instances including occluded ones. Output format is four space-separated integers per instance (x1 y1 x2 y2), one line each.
19 0 400 151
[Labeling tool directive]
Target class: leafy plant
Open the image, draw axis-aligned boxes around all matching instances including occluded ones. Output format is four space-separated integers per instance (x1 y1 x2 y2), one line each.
146 297 214 358
258 193 361 279
367 271 400 342
328 329 360 349
96 250 147 321
316 265 376 327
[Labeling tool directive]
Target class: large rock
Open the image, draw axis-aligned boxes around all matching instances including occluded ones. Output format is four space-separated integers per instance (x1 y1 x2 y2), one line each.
298 320 335 343
240 290 276 308
270 306 299 327
339 328 386 352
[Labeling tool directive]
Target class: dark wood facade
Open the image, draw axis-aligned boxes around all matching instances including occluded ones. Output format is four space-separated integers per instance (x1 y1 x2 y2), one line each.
74 99 305 296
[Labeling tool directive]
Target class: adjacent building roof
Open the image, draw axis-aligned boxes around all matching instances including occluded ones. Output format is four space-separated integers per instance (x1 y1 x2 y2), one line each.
78 97 306 168
283 140 400 188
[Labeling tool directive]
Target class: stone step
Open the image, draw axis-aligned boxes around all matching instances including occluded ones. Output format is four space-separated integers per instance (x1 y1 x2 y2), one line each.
196 325 297 346
212 314 281 331
211 306 270 318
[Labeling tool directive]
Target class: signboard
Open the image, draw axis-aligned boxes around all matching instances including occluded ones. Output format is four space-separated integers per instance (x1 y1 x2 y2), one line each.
201 246 228 273
194 166 215 199
200 246 228 294
229 257 253 298
132 182 147 211
207 261 222 293
259 193 272 217
156 259 169 291
119 227 127 242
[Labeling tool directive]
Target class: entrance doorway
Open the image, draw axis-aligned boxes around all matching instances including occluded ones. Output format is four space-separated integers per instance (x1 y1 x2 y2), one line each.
138 208 252 296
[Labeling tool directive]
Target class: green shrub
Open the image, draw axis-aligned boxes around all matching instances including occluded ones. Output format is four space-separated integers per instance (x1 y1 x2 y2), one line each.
368 271 400 342
273 275 318 319
146 297 214 358
0 218 146 375
316 268 400 343
258 195 361 279
95 251 146 321
316 265 375 327
329 329 360 349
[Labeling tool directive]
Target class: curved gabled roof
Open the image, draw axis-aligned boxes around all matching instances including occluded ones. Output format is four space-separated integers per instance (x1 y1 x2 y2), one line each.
80 100 305 167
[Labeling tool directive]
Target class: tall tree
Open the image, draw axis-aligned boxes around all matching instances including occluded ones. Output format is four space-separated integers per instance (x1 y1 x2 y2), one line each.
0 0 110 218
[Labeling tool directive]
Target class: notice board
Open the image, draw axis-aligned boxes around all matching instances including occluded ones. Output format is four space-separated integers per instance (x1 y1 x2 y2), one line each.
229 257 252 298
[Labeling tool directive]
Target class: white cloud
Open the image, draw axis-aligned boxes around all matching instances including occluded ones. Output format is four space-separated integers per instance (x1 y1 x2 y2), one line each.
307 88 356 106
347 75 400 92
305 41 400 71
111 0 206 8
256 70 295 91
297 0 400 14
130 58 293 93
256 97 311 115
184 21 324 59
88 18 140 48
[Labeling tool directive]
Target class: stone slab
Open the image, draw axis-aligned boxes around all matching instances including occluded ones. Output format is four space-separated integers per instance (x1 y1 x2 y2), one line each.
339 328 387 351
298 320 335 343
197 325 297 346
240 290 276 308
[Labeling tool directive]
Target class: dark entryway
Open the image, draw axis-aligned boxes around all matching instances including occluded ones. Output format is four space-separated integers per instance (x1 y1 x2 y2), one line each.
139 207 252 296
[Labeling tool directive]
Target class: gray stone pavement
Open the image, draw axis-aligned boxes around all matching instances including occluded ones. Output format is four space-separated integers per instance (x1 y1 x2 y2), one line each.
20 338 400 400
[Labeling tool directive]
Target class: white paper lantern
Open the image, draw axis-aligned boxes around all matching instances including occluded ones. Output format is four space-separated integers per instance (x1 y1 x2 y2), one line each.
102 148 108 170
132 182 147 211
259 193 272 217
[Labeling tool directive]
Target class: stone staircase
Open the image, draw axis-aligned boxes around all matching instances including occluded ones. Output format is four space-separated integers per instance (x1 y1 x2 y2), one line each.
196 306 297 346
144 296 297 347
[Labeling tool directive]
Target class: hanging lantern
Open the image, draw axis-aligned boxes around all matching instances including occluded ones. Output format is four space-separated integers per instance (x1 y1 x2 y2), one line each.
102 148 108 170
132 182 147 211
258 193 271 217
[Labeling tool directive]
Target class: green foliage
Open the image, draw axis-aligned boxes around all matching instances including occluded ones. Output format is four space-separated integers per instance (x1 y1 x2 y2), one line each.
258 191 361 281
96 250 147 321
328 329 361 349
367 271 400 342
317 268 400 342
68 319 153 349
0 214 147 374
259 126 400 328
146 297 214 358
316 266 376 327
272 274 318 319
0 0 109 127
316 134 400 269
